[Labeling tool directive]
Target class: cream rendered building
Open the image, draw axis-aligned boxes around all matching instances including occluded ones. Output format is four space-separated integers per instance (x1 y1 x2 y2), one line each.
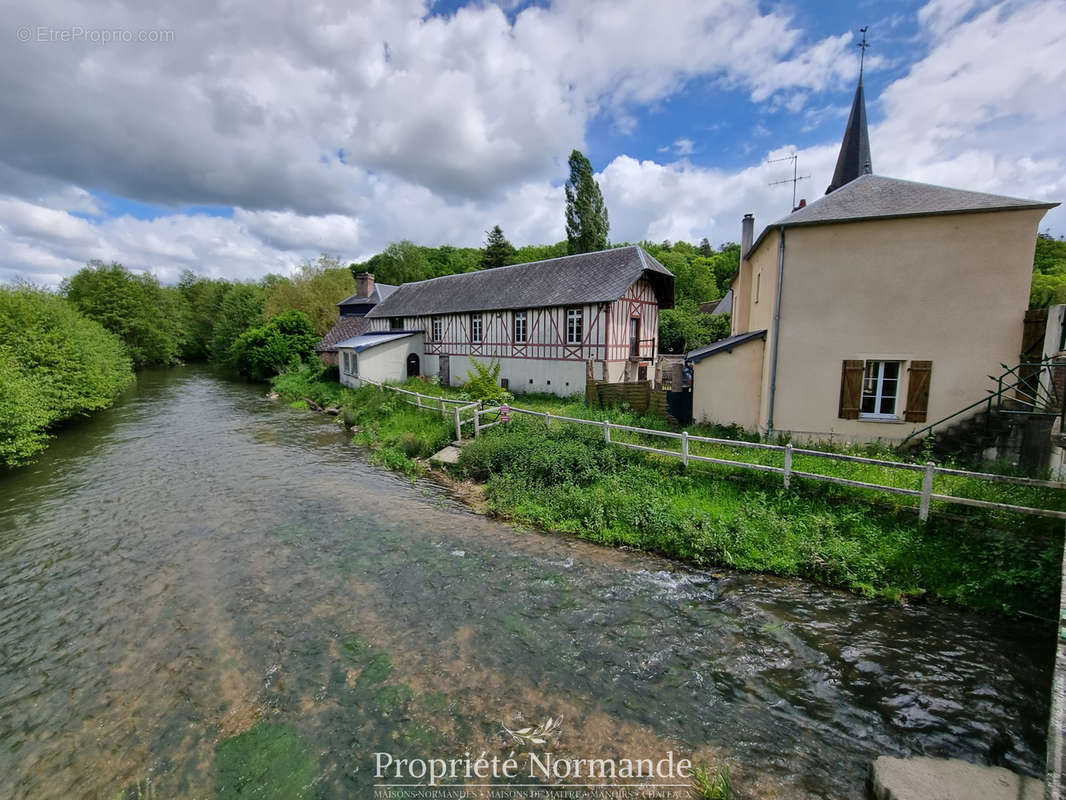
687 73 1058 444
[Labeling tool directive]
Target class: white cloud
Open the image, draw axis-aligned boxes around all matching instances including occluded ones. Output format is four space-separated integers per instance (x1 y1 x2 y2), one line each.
0 0 1062 286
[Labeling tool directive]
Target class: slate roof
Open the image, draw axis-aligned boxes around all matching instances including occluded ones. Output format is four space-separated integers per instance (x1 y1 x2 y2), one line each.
706 289 732 315
685 330 766 364
334 332 420 352
750 174 1058 255
826 77 872 194
315 316 373 352
366 245 674 319
337 283 397 309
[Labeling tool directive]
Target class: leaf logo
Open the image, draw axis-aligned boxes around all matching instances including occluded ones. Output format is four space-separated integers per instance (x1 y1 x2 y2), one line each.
501 716 562 747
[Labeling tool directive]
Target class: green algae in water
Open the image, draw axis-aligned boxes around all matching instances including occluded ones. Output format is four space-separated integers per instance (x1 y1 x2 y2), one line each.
376 683 414 715
356 652 393 685
215 722 315 800
421 691 449 714
340 634 369 661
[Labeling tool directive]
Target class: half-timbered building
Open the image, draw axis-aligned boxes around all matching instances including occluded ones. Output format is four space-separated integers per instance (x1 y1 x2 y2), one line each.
337 246 673 396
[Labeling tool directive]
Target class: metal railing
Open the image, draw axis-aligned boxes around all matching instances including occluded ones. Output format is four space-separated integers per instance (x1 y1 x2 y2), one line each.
902 357 1065 446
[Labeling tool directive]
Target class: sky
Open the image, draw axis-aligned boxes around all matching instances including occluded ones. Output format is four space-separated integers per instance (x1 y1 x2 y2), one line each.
1 0 1064 286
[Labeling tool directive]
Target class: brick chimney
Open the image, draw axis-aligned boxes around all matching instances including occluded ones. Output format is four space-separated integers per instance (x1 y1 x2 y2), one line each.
355 272 375 298
741 213 754 259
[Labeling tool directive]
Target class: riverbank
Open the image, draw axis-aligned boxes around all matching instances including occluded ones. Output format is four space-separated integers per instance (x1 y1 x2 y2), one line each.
272 366 1063 616
2 365 1052 799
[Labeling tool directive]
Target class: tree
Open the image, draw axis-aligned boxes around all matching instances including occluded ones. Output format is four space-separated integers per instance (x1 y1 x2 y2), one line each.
564 150 609 255
231 310 320 381
177 271 232 361
61 261 183 367
481 225 516 269
658 302 731 354
351 241 430 286
263 255 355 336
0 286 132 466
210 283 265 366
698 237 713 257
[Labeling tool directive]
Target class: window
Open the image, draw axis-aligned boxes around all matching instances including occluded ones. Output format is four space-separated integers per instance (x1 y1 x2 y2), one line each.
566 308 583 345
342 351 357 376
470 312 482 343
860 360 901 418
513 310 527 343
432 316 442 342
389 317 403 330
755 272 761 303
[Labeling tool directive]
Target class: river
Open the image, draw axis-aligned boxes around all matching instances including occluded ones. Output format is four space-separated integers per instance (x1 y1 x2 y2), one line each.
0 366 1054 799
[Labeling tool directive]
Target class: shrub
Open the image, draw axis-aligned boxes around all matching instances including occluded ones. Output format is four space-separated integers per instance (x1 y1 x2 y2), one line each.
460 357 513 404
0 286 133 467
232 310 320 380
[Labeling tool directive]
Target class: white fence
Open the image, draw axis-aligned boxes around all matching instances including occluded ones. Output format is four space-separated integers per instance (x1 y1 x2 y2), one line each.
352 377 1066 522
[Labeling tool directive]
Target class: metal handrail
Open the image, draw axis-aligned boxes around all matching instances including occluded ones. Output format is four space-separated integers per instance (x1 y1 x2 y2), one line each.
902 358 1064 445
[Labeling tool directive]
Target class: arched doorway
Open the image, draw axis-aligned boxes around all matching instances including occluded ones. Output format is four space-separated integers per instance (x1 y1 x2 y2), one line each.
406 353 420 378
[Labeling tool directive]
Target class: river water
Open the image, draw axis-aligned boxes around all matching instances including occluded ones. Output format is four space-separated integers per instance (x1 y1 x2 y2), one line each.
0 367 1054 799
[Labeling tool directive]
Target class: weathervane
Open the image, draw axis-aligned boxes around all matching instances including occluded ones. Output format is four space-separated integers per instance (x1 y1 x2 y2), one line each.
767 152 810 212
857 26 869 79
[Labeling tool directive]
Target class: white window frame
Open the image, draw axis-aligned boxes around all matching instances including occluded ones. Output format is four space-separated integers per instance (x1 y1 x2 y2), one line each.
342 350 358 376
470 312 482 343
513 310 527 343
566 308 583 345
432 316 442 342
860 360 901 419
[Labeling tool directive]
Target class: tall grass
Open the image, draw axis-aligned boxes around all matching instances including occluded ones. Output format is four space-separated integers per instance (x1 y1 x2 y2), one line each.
274 367 1063 615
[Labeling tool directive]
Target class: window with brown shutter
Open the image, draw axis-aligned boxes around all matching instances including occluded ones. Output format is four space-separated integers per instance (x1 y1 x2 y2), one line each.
904 361 933 422
838 360 864 419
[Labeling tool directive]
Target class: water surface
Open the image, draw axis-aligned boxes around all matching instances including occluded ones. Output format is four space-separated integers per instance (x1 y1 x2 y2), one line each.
0 367 1053 798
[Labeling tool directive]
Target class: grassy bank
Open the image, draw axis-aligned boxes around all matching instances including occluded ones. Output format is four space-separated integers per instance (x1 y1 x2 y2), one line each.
273 366 1063 616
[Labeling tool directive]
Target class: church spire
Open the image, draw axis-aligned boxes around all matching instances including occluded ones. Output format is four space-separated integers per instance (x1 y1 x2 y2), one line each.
825 27 873 195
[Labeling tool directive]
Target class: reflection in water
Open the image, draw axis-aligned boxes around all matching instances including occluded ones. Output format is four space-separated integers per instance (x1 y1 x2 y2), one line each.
0 367 1053 799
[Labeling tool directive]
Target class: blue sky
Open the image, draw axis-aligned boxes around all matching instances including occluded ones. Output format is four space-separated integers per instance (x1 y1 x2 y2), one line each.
0 0 1062 284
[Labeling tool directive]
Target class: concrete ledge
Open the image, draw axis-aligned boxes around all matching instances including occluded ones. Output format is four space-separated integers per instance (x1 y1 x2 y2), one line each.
869 756 1042 800
429 445 462 466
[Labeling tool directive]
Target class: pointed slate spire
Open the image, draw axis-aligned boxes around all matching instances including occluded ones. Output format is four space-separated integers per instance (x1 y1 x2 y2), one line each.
826 29 873 194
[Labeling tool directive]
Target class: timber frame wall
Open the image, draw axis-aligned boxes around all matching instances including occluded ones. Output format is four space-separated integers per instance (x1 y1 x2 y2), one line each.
368 277 660 365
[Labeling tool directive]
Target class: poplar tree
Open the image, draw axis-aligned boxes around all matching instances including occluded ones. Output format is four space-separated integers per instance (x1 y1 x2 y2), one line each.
481 225 516 269
564 150 609 255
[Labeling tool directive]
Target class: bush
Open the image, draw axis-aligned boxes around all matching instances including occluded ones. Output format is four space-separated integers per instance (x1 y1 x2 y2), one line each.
0 286 133 467
460 357 513 404
232 310 320 380
458 422 629 485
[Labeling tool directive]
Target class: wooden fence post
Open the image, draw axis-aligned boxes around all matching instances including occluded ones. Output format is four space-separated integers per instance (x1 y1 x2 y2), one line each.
604 420 611 443
784 443 793 490
682 431 689 466
920 462 935 521
545 411 552 430
474 408 480 438
417 394 422 409
454 406 462 441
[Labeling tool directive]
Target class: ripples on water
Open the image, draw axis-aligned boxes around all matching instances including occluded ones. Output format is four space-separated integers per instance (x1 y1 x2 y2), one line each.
0 367 1053 799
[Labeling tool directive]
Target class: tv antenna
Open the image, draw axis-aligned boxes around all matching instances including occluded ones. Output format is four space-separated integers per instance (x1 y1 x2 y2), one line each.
767 152 810 211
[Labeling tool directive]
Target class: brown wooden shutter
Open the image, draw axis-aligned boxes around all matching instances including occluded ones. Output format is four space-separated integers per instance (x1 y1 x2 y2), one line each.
838 360 863 419
904 361 933 422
